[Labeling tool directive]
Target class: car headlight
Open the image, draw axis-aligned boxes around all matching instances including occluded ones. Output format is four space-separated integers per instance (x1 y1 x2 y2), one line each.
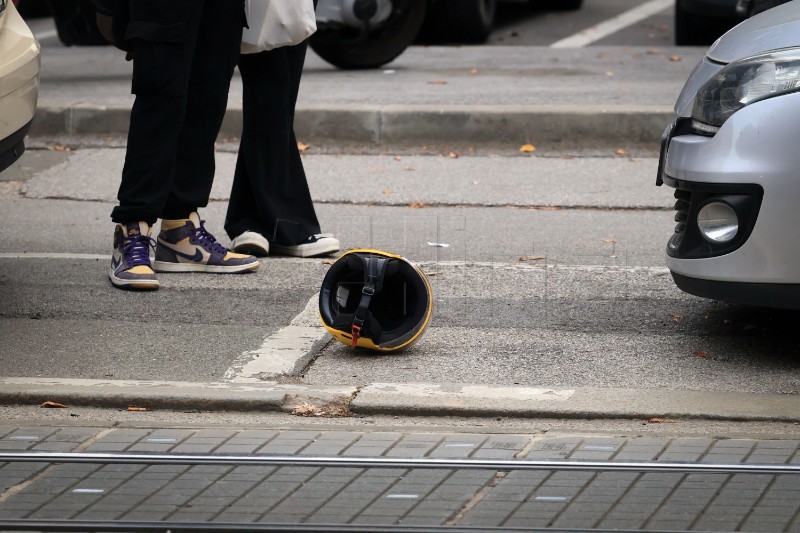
692 48 800 134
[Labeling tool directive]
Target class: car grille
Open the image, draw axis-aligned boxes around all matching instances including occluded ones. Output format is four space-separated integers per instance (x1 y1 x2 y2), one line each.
669 189 691 251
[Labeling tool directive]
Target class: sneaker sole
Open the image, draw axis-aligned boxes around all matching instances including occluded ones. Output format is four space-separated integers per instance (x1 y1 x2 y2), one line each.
109 272 159 290
271 243 340 258
152 261 261 273
231 243 269 257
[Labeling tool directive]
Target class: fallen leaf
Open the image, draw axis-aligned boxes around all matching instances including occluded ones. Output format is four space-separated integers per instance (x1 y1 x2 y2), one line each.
427 80 448 85
560 155 575 160
405 167 416 172
297 142 310 152
648 418 677 424
408 202 427 209
393 156 402 161
602 239 617 244
321 260 333 265
471 180 480 185
693 350 711 359
448 151 460 158
40 401 67 408
615 149 627 155
469 68 479 75
606 71 614 77
629 158 641 163
382 189 393 195
519 144 536 153
670 313 685 322
425 271 441 277
520 255 545 261
52 145 70 152
127 406 148 411
670 55 682 62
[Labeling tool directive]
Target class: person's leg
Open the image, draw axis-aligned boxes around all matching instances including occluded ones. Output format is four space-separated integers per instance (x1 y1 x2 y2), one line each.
225 44 323 247
151 1 258 274
108 1 205 289
160 0 244 219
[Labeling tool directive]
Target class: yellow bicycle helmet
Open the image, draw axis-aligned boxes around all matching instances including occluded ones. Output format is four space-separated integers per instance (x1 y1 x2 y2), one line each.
319 249 432 352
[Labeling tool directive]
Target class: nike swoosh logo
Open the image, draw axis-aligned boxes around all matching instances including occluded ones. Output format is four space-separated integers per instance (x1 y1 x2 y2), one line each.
111 255 121 269
159 241 209 263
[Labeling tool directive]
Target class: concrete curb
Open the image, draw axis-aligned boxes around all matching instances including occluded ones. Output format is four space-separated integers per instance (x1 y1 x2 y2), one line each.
30 103 675 147
2 378 798 422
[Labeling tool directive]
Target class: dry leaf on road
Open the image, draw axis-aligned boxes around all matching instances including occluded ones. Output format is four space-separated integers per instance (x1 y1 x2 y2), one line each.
670 55 682 62
40 401 67 408
427 80 447 85
693 350 711 359
519 144 536 153
297 142 310 152
127 406 148 411
670 313 685 322
602 239 617 244
648 418 677 424
408 202 427 209
615 149 627 155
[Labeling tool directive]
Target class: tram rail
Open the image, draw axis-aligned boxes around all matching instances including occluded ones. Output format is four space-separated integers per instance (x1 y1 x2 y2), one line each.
3 451 800 474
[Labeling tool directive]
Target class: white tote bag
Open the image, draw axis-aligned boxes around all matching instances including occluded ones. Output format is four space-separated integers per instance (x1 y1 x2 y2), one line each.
241 0 317 54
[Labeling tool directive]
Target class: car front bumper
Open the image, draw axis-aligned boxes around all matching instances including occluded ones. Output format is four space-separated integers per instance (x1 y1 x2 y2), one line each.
0 0 39 173
658 91 800 308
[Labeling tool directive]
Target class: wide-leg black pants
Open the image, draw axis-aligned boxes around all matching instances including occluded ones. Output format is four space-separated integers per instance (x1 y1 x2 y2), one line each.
224 42 321 246
111 0 244 224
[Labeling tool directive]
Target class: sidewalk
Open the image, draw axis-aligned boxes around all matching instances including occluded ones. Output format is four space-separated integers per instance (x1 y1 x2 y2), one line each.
30 45 705 147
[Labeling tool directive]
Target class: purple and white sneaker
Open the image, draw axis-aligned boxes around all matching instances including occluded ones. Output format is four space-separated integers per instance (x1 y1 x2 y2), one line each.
153 212 260 274
109 222 159 290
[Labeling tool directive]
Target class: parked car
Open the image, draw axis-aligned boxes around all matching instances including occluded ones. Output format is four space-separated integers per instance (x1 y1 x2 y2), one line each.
422 0 583 44
0 0 40 173
657 1 800 309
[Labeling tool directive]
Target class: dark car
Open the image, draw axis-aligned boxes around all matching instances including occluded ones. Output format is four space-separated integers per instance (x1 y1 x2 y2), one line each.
675 0 790 45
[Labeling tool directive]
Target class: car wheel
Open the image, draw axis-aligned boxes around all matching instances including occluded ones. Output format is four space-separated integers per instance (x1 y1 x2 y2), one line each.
421 0 496 44
310 0 427 69
674 1 733 46
532 0 583 11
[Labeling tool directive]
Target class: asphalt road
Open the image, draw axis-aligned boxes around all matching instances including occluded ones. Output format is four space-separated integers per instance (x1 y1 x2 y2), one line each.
2 148 799 398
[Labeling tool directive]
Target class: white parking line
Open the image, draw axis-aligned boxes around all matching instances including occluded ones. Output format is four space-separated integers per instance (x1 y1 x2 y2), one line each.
223 293 329 383
551 0 673 48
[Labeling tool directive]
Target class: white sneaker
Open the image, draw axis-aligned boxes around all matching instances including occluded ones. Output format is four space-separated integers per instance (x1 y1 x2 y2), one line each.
272 233 340 258
230 231 270 257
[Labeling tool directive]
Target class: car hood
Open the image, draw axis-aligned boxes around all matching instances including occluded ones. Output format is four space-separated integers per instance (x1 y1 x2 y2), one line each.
707 1 800 63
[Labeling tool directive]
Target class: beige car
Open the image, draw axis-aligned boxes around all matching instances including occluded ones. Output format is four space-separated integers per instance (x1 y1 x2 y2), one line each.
0 0 39 173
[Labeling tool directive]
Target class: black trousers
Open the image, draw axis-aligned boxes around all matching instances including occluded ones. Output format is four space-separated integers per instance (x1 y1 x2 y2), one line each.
224 42 321 246
111 0 243 224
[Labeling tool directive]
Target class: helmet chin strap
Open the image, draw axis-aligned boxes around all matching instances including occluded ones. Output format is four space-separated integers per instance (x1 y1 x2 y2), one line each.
350 255 393 348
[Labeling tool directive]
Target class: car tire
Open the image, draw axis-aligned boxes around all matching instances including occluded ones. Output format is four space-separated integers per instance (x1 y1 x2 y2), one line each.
422 0 496 44
532 0 583 11
674 1 732 46
309 0 427 69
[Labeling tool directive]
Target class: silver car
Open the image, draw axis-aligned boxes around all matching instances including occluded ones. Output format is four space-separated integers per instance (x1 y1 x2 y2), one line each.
657 1 800 309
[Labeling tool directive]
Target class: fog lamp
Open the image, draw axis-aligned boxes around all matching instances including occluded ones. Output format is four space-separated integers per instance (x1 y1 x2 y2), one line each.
697 202 738 243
